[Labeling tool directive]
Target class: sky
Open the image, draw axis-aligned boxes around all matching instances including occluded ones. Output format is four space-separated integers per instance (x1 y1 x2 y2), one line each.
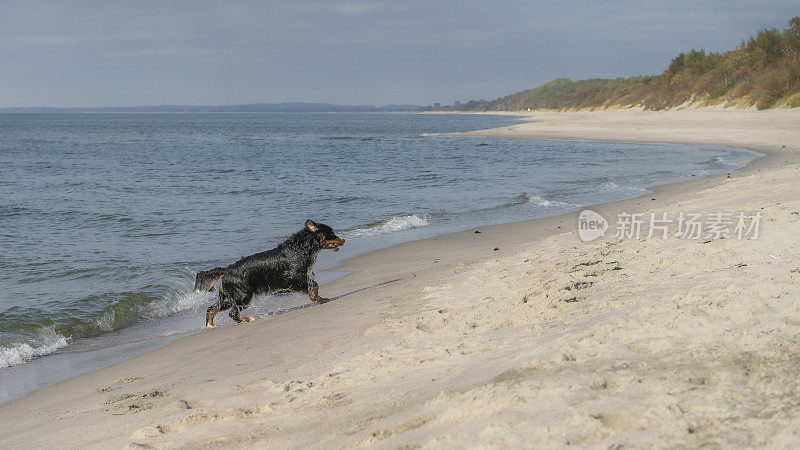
0 1 797 107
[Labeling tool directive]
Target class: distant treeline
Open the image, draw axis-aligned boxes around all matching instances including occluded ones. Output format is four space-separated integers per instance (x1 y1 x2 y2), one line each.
0 102 430 114
445 17 800 111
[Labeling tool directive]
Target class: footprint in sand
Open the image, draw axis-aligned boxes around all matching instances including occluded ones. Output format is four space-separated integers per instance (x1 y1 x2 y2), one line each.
315 392 353 410
95 376 142 393
356 416 434 447
127 405 266 448
104 390 169 416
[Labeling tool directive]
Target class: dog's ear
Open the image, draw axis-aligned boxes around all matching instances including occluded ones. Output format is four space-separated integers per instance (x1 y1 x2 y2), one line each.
305 219 319 232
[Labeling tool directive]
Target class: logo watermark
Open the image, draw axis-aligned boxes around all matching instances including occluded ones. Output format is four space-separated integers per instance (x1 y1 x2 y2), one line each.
578 210 761 242
578 209 608 242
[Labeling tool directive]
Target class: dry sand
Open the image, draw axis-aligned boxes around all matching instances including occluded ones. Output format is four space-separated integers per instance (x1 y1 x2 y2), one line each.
1 108 799 448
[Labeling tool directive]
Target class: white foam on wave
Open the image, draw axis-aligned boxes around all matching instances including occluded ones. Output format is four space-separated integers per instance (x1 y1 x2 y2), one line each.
418 132 455 137
600 181 646 193
527 195 554 207
94 312 117 332
140 267 216 319
710 155 738 166
348 214 429 237
0 331 69 368
521 194 571 209
151 284 215 318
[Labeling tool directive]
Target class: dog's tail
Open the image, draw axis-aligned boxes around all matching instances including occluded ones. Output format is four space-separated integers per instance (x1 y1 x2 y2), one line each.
194 267 226 292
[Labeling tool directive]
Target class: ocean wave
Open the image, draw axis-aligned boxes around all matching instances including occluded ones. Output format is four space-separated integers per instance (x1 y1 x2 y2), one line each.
707 155 737 167
150 288 213 318
599 181 647 193
527 194 557 207
0 330 69 368
0 206 30 217
0 268 209 367
512 192 568 208
347 214 429 237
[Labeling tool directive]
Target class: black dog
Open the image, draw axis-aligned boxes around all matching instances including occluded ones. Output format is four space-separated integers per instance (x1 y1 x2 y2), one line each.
196 220 345 328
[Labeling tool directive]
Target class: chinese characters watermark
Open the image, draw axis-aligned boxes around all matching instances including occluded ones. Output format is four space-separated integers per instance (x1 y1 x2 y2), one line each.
578 209 761 242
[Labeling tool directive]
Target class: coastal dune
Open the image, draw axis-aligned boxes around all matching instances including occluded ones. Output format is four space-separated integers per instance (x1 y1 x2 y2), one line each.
1 108 799 448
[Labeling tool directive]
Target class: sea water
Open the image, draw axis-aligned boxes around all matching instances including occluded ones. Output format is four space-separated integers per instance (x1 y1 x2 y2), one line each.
0 112 759 404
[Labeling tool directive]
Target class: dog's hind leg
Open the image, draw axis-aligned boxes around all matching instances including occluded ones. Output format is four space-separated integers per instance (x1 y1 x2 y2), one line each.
217 276 254 324
206 305 219 328
206 302 224 328
206 295 234 328
309 284 330 304
228 295 255 323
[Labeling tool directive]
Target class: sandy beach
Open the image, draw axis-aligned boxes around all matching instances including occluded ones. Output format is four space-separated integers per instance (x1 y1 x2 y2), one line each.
1 108 799 448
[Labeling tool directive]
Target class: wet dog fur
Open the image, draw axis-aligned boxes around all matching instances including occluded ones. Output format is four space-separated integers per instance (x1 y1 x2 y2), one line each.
197 219 344 328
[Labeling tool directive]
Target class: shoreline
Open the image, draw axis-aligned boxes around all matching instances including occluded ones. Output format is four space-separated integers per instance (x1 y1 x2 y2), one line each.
2 108 798 448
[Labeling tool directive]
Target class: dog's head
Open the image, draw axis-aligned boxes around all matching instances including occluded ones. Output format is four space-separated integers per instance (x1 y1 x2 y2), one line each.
305 219 345 252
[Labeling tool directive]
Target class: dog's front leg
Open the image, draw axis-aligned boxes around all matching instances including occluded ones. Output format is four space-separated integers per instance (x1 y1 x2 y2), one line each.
309 283 329 304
